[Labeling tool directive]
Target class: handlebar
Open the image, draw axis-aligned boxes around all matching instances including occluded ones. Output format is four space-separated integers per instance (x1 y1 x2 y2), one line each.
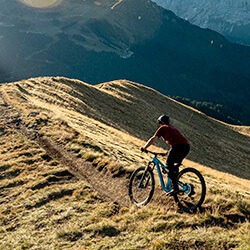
141 148 167 157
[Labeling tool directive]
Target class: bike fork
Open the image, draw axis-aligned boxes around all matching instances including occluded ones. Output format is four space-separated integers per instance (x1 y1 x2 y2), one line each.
139 163 154 188
138 168 150 188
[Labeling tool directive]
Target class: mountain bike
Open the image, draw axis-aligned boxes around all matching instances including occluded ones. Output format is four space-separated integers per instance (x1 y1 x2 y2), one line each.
128 150 206 212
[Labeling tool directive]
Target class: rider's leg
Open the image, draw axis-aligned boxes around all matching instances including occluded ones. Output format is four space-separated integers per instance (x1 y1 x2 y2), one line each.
167 164 179 192
167 150 179 192
167 144 190 192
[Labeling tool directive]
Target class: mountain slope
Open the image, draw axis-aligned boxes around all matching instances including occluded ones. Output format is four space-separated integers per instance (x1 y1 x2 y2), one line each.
1 76 249 178
0 77 249 249
152 0 250 45
0 0 250 124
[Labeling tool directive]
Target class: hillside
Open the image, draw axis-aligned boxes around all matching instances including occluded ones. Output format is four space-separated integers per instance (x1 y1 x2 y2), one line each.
0 77 249 249
1 0 250 125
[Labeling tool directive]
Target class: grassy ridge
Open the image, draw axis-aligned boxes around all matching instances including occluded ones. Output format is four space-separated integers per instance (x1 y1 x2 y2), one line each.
0 77 249 249
4 76 250 178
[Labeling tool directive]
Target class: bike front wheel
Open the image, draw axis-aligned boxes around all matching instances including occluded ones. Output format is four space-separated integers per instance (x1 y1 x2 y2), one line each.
128 166 155 206
174 167 206 212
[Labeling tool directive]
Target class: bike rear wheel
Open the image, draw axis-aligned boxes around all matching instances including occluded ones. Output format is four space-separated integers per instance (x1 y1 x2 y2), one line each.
128 166 155 206
174 167 206 212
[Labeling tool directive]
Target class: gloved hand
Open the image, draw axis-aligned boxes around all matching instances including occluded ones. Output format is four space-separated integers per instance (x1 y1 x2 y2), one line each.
141 147 148 153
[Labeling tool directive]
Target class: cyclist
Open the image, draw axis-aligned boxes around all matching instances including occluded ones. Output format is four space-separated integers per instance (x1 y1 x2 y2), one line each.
141 114 190 195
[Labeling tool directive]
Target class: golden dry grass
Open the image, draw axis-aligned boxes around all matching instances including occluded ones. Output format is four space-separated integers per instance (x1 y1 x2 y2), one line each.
0 77 249 249
3 77 250 177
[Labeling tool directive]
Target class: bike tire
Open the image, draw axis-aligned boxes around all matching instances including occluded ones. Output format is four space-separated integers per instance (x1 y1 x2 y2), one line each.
173 167 206 212
128 166 155 206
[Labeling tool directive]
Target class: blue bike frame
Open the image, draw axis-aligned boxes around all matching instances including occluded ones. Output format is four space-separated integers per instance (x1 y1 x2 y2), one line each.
151 156 173 193
150 156 190 195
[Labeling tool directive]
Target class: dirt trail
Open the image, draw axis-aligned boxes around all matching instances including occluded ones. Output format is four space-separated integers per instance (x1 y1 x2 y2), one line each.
34 136 131 207
0 93 131 208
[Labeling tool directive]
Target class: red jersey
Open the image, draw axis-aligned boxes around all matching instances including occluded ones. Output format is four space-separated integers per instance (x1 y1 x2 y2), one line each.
154 124 189 146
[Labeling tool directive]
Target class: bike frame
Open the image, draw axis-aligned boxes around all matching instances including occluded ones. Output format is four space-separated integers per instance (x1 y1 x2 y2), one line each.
130 151 206 210
150 156 173 193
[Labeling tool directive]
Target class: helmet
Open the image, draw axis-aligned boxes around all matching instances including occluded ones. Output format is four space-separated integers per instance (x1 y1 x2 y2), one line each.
157 115 170 125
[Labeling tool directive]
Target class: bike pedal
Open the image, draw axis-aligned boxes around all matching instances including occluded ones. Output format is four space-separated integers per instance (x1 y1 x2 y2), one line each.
188 190 195 197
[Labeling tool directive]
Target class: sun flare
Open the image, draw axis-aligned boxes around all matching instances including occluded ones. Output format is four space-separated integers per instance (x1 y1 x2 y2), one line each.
19 0 62 9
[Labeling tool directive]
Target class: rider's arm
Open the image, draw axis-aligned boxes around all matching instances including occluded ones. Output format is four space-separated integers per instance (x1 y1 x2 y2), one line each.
142 135 157 150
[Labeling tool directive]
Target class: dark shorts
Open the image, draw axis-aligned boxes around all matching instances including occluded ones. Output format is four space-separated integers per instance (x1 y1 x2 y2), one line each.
167 144 190 167
167 144 190 183
167 144 190 190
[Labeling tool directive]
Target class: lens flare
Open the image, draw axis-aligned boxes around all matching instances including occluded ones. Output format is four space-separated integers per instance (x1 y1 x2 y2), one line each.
19 0 62 9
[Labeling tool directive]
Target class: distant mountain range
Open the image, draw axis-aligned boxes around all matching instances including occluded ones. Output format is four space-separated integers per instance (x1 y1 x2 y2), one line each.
0 0 250 124
152 0 250 45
